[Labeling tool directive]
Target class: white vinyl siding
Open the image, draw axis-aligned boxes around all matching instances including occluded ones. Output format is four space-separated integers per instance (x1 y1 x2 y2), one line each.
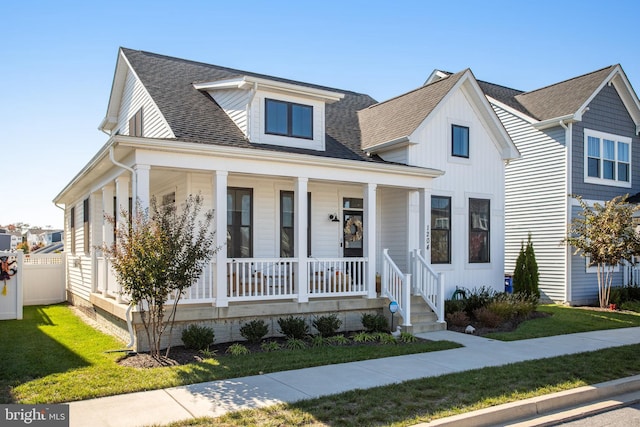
497 105 568 303
207 89 251 136
118 70 174 139
66 203 92 300
378 188 408 271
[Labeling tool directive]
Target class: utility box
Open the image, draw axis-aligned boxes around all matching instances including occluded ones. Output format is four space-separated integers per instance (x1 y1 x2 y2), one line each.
504 275 513 294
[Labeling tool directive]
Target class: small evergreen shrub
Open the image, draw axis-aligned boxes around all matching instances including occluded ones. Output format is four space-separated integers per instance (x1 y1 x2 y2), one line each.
312 314 342 337
361 313 389 333
181 324 215 350
240 319 269 344
226 343 250 356
446 310 470 327
513 233 540 297
278 316 309 339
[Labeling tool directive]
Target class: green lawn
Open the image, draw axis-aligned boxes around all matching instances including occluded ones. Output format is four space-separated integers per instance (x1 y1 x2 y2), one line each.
0 304 459 404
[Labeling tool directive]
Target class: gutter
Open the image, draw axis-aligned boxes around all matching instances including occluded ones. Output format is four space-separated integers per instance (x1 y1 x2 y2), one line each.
108 145 136 347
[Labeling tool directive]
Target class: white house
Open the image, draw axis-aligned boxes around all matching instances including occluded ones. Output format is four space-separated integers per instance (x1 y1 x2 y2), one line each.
54 48 518 350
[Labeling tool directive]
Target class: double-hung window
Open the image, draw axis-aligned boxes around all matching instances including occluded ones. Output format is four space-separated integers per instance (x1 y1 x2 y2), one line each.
265 99 313 139
431 196 451 264
469 198 490 263
585 129 631 187
227 188 253 258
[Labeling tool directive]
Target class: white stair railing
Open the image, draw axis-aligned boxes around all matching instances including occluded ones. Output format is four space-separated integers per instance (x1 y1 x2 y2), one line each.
411 249 445 323
381 249 411 326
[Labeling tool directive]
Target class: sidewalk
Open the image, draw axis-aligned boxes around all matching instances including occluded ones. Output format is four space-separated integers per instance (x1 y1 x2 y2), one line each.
68 327 640 427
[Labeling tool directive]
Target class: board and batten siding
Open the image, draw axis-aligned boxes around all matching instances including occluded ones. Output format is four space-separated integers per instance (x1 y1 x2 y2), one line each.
497 104 568 303
378 188 409 272
571 84 640 201
117 69 174 139
406 88 507 295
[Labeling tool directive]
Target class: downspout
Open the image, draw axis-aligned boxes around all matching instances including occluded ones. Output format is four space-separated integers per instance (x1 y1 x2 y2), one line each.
54 202 70 298
559 119 572 304
108 145 136 349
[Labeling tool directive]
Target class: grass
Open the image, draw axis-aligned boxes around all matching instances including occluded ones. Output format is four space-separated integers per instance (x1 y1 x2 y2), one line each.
0 304 460 404
173 344 640 427
485 304 640 341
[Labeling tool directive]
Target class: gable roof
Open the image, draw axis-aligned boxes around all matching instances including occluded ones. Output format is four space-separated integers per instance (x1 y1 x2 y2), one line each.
473 65 640 132
358 70 466 150
106 48 380 162
358 69 519 159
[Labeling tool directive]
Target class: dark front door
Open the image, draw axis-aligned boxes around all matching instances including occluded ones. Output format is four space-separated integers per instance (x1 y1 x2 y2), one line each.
343 211 364 258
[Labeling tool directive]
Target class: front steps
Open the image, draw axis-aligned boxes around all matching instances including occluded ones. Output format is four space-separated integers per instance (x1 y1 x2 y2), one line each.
399 295 447 334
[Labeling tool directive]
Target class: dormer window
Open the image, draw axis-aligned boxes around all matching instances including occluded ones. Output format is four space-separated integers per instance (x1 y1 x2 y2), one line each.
265 99 313 139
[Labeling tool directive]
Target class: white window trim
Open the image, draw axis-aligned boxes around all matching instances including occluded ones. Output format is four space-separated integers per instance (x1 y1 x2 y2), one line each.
585 256 620 273
447 118 473 165
583 128 632 188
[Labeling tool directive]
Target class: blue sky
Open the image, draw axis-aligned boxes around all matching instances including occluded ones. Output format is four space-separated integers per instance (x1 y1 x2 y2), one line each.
2 0 639 229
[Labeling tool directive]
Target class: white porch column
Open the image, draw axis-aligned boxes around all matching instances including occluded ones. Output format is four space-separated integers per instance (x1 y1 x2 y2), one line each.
295 177 309 303
213 171 228 307
419 188 431 258
134 164 151 214
115 175 130 225
364 183 377 299
101 184 115 297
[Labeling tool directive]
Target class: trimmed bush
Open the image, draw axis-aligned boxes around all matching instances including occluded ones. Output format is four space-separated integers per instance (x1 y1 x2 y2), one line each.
463 286 498 317
313 314 342 337
240 319 269 344
181 324 215 350
278 316 309 339
361 313 389 333
445 298 465 315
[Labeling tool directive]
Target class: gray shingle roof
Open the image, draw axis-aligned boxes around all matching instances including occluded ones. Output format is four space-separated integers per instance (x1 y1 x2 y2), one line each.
478 66 616 121
358 70 466 150
121 48 379 162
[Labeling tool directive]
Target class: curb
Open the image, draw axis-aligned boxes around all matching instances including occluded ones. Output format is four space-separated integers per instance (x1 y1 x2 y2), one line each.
415 375 640 427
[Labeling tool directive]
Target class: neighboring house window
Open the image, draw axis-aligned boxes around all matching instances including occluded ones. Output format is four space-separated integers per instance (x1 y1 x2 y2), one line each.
469 198 490 263
227 188 252 258
452 124 469 158
129 108 143 137
83 198 90 254
265 99 313 139
70 207 76 255
280 191 294 258
279 191 312 258
162 192 176 208
585 129 631 186
431 196 451 264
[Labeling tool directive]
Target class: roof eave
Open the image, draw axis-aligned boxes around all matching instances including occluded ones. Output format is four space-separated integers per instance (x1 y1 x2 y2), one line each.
364 136 415 154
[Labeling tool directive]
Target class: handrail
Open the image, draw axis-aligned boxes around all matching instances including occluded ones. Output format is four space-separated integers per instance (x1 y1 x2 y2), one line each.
382 249 411 326
412 249 445 323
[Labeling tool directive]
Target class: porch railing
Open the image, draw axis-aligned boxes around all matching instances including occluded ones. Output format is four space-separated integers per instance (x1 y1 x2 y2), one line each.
411 249 445 323
95 256 368 304
381 249 411 326
623 258 640 287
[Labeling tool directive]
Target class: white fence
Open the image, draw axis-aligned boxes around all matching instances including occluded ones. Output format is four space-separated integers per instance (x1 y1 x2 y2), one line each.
0 251 66 320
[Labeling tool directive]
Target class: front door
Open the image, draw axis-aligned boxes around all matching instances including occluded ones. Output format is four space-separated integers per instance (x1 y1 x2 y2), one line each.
343 211 364 258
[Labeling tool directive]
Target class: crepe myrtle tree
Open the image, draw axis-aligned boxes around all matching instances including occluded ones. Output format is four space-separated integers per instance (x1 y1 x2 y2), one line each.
565 194 640 308
102 193 219 359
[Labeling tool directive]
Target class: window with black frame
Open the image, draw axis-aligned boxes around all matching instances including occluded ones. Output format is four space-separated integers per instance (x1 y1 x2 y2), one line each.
265 99 313 139
431 196 451 264
469 198 490 263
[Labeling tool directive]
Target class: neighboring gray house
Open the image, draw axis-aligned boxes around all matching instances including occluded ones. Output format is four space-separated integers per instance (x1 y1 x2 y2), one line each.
428 66 640 304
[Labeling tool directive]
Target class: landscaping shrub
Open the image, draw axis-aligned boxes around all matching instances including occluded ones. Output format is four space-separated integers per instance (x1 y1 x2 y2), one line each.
473 307 504 328
278 316 309 339
240 319 269 344
226 343 249 356
284 338 307 350
445 298 465 315
361 313 389 333
446 310 470 327
352 332 377 343
513 233 540 297
326 334 350 346
260 341 281 352
488 293 537 320
181 324 215 350
312 314 342 337
621 300 640 312
463 286 498 317
611 285 640 306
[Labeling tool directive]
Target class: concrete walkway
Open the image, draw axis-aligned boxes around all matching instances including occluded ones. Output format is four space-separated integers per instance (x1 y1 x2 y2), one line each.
68 327 640 427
